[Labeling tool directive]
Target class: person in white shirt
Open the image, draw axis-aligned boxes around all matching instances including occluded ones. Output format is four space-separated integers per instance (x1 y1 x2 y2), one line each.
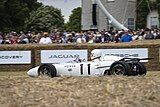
39 32 52 44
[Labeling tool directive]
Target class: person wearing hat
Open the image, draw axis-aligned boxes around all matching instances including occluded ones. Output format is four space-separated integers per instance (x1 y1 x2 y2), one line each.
39 32 52 44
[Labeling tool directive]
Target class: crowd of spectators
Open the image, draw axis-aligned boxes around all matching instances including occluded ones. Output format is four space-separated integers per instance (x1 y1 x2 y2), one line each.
0 28 160 44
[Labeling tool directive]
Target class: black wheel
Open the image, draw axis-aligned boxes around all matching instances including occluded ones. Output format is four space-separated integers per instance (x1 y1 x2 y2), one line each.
131 62 147 76
103 70 111 76
38 64 57 78
110 61 131 76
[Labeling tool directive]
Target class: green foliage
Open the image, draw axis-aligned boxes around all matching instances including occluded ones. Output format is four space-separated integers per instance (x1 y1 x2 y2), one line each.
136 0 160 29
0 0 42 32
156 0 160 26
0 0 11 32
65 7 82 32
136 0 149 29
22 0 42 11
25 5 64 32
5 0 30 31
149 1 157 10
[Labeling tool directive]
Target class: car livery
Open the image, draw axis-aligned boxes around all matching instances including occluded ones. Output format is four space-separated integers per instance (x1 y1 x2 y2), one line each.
27 49 149 78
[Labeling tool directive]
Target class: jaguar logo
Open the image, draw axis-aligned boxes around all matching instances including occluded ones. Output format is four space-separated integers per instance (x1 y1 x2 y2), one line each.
49 54 79 59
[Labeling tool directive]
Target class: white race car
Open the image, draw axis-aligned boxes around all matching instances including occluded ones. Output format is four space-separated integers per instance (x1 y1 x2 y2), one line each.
27 49 148 78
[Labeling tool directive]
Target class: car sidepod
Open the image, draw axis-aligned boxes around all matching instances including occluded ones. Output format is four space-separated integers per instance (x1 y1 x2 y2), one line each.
57 62 102 76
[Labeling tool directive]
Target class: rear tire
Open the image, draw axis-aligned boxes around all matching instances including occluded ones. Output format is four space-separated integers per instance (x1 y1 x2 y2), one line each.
131 62 147 76
38 64 57 78
110 61 131 76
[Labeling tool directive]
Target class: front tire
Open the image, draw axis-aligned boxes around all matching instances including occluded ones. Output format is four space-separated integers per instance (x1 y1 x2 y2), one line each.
110 61 131 76
38 64 57 78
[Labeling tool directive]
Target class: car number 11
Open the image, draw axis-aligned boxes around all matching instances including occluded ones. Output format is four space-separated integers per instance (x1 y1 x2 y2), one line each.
80 64 91 75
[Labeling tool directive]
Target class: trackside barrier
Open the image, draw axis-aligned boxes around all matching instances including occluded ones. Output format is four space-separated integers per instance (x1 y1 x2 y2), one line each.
0 41 160 71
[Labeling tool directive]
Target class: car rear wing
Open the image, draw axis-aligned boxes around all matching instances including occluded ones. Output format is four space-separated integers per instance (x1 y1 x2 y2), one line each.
96 58 153 69
120 58 154 62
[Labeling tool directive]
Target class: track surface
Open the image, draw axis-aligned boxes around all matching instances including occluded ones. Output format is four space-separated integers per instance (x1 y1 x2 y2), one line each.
0 71 160 107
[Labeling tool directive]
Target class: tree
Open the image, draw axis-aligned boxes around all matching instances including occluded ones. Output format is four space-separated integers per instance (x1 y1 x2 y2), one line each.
0 0 11 31
156 0 160 27
136 0 149 29
136 0 160 29
4 0 30 31
21 0 42 11
25 5 64 32
65 7 82 32
0 0 42 32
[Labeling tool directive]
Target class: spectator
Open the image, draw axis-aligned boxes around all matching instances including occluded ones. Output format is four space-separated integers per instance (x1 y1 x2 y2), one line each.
144 30 154 40
1 28 160 44
26 31 33 43
88 32 95 43
54 34 63 43
39 32 52 44
82 31 89 42
121 30 133 42
66 33 74 43
30 32 40 43
18 31 29 44
155 30 160 39
0 32 3 44
113 32 121 43
10 32 18 44
132 31 139 40
101 32 111 43
95 32 102 43
76 32 86 43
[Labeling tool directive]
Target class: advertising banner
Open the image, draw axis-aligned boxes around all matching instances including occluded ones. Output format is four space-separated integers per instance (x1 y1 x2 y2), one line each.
41 50 88 63
99 48 148 62
0 51 31 64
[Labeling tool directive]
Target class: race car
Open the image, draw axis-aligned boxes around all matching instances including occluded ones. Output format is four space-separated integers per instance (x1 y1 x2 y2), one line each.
27 49 149 78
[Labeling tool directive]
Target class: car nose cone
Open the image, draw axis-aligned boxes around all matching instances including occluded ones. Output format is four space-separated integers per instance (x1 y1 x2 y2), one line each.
27 66 39 77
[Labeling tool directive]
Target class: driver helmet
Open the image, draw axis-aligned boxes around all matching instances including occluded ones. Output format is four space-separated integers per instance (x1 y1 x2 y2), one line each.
91 49 102 60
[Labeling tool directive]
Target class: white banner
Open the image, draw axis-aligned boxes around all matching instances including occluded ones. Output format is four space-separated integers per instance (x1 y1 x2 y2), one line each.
98 48 148 62
0 51 31 64
41 50 88 63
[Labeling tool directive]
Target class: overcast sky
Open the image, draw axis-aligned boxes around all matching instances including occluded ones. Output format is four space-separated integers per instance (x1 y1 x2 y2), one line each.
37 0 81 22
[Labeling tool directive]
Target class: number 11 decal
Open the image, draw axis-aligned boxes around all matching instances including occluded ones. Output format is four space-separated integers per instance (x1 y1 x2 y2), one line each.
80 64 91 75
